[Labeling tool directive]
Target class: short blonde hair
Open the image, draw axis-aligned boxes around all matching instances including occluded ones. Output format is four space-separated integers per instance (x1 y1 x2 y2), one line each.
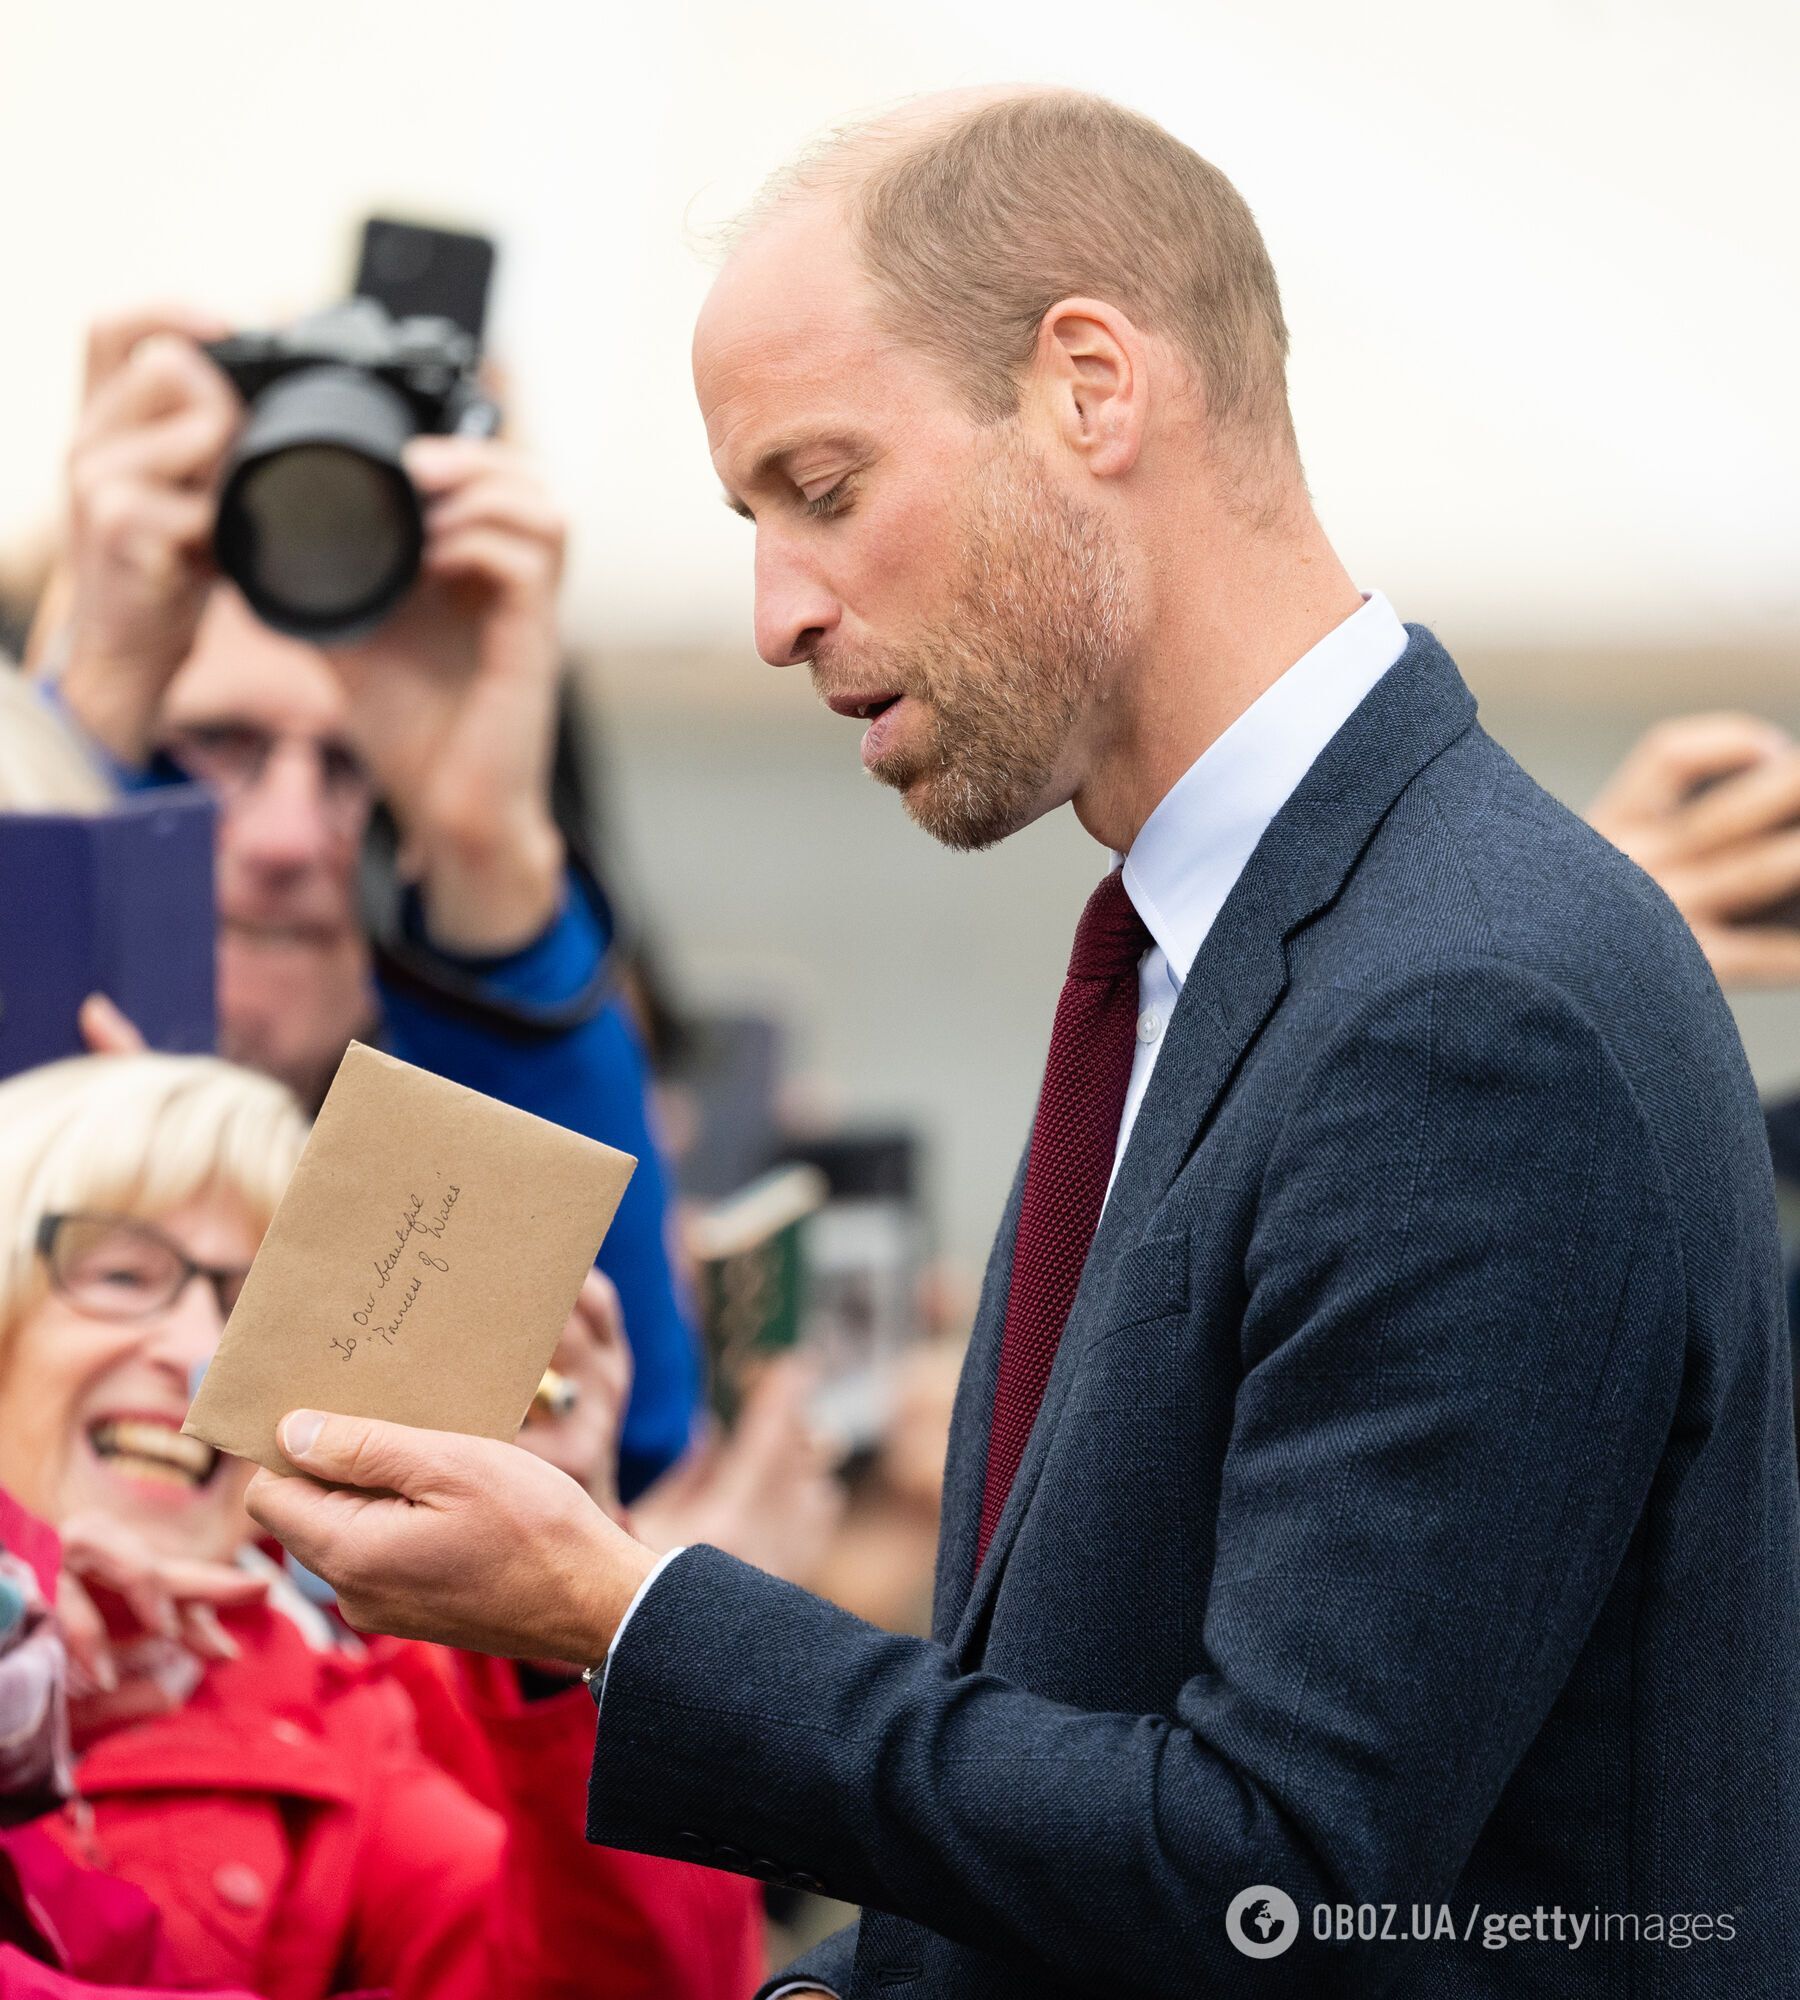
0 665 111 811
748 88 1294 448
0 1054 307 1343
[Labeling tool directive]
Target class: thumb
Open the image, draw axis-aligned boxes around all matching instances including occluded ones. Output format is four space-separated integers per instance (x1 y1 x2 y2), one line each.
80 992 149 1055
278 1409 444 1495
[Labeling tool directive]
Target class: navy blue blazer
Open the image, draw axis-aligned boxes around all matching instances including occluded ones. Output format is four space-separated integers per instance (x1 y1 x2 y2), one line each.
587 629 1800 1996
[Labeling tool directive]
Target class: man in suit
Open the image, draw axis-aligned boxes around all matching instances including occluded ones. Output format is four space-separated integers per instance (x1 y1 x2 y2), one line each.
248 88 1800 1995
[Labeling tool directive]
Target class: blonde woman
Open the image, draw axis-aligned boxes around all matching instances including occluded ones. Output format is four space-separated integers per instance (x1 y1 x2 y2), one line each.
0 1052 764 2000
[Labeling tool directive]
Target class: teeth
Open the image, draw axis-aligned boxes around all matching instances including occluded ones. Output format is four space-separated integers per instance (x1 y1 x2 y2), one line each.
858 704 871 719
90 1420 217 1485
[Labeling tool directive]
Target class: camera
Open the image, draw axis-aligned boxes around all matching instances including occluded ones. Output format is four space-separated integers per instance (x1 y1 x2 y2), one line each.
206 299 498 643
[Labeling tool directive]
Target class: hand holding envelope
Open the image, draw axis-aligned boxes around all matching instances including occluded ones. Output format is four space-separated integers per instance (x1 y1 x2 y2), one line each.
190 1042 658 1663
248 1410 656 1664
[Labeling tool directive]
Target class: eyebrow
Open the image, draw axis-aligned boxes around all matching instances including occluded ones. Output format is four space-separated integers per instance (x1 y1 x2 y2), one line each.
720 429 875 520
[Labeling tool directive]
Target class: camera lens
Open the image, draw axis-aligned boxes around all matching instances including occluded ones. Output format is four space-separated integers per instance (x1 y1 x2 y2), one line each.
214 365 424 642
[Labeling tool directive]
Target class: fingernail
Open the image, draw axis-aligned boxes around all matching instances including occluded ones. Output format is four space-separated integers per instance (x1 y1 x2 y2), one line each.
281 1410 325 1461
402 436 455 473
94 1652 118 1693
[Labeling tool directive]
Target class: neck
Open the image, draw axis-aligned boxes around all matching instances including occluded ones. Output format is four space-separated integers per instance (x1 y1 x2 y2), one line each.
1070 495 1363 854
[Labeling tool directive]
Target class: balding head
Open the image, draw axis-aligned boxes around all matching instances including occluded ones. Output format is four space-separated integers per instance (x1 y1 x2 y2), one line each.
694 88 1333 857
732 87 1294 456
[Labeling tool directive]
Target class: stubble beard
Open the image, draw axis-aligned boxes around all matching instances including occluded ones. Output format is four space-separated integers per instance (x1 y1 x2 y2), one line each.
820 430 1134 852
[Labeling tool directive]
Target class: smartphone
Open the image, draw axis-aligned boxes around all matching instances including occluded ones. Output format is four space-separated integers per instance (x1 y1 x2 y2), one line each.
354 217 497 346
0 788 217 1080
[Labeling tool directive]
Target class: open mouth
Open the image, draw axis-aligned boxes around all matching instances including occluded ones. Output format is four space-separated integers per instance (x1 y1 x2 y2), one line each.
87 1416 220 1491
824 690 903 722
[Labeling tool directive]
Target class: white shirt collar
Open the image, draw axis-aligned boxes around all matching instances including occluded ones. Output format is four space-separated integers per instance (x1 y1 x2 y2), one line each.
1120 590 1408 986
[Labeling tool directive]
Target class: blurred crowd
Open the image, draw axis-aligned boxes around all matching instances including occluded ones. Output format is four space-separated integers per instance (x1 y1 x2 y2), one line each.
0 299 1794 1998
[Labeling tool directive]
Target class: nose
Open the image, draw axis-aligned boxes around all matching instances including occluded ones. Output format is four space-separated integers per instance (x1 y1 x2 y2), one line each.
139 1274 230 1387
225 742 341 878
753 534 841 668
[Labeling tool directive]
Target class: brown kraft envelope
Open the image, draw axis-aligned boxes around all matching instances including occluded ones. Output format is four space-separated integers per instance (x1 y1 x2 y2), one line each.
185 1040 637 1476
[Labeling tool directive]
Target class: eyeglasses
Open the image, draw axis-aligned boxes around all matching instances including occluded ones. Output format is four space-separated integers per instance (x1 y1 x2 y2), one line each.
35 1213 251 1323
157 722 374 837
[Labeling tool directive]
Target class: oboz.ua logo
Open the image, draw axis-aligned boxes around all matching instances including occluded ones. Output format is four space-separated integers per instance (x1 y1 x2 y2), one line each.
1227 1884 1300 1958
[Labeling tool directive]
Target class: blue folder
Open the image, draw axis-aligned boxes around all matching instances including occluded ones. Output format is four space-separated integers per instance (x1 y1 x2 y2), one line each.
0 785 217 1079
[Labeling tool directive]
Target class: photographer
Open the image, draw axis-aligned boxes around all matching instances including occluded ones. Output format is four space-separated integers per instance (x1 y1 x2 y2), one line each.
35 308 698 1498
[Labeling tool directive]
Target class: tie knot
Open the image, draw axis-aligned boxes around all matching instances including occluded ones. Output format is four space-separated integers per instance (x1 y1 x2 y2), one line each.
1067 869 1152 981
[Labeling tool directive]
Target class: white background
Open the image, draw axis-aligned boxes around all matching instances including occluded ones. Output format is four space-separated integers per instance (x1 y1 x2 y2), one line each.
5 2 1796 1261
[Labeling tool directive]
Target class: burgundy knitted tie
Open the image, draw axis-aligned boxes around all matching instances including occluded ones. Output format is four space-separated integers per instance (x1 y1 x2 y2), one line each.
975 868 1153 1571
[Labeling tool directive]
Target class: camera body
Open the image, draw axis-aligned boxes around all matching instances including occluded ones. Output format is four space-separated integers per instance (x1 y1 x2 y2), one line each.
206 299 498 644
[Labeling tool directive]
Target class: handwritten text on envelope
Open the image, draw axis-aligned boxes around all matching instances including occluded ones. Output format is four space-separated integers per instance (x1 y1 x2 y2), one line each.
185 1041 637 1475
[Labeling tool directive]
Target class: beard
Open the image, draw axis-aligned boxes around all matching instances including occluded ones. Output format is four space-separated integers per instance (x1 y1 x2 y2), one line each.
813 427 1134 851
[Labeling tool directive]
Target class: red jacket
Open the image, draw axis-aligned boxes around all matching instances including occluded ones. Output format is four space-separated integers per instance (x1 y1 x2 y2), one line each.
43 1599 763 2000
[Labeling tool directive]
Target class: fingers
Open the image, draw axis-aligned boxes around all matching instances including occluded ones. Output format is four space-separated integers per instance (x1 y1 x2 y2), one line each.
147 1557 269 1606
179 1601 241 1663
79 992 149 1054
82 305 231 404
60 1509 265 1657
404 438 566 600
733 1352 824 1459
243 1463 380 1578
79 401 239 496
1699 924 1800 987
75 334 239 461
55 1572 117 1695
1589 712 1792 830
1685 828 1800 920
403 434 530 495
1671 750 1800 859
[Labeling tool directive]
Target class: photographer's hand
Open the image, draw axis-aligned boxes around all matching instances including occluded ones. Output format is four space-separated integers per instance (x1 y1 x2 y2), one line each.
323 437 568 955
57 310 236 765
1587 711 1800 985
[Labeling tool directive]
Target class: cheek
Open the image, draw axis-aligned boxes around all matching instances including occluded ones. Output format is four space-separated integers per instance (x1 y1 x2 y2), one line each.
0 1310 135 1512
849 481 965 627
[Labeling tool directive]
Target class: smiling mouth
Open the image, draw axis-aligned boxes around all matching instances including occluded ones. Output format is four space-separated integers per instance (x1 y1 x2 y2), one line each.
88 1418 220 1490
221 919 337 948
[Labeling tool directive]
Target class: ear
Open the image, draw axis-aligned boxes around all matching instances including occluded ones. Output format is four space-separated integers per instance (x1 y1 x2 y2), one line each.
1030 297 1145 480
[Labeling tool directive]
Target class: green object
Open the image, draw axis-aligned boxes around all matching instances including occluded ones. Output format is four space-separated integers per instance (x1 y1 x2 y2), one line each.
690 1165 827 1424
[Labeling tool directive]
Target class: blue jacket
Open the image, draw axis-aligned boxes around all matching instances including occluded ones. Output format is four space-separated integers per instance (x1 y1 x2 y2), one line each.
585 628 1800 1995
378 883 697 1498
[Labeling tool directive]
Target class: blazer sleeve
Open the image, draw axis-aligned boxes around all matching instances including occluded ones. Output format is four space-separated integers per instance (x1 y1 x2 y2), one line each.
586 961 1688 1996
755 1920 858 1999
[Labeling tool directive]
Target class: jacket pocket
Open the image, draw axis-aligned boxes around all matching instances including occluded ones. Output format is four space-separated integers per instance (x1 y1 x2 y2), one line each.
1085 1231 1190 1346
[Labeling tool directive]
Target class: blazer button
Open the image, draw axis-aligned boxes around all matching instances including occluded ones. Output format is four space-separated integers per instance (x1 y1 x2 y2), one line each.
788 1871 826 1895
713 1844 748 1871
213 1863 267 1910
745 1855 783 1881
674 1830 709 1859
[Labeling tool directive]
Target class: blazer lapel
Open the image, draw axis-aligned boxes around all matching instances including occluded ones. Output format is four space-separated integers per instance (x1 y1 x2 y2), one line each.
948 627 1479 1657
931 1144 1028 1643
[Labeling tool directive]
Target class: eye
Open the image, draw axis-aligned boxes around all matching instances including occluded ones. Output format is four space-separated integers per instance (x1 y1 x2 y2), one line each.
803 477 855 520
